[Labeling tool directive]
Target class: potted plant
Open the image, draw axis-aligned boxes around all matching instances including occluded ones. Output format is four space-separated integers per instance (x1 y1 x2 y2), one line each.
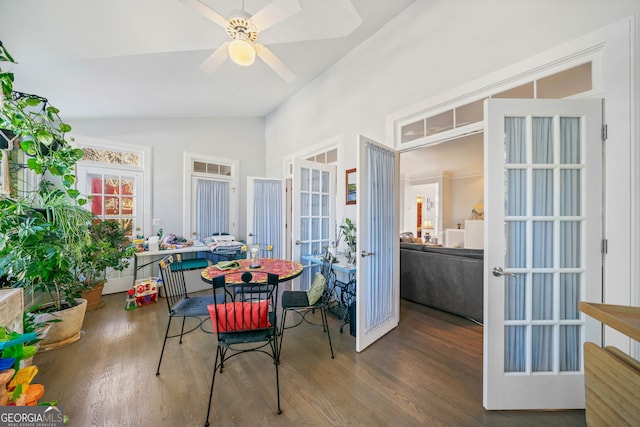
76 220 135 310
1 42 85 198
0 188 93 349
339 218 357 264
0 41 90 349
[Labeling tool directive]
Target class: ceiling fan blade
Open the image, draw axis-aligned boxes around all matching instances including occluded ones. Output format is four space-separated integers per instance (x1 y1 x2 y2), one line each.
180 0 228 29
199 42 230 73
255 44 296 82
249 0 301 32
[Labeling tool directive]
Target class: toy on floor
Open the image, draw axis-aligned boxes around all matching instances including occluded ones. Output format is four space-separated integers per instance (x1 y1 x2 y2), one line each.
0 328 55 408
135 278 158 306
0 368 15 405
0 328 39 371
7 365 44 406
125 289 137 310
124 277 159 309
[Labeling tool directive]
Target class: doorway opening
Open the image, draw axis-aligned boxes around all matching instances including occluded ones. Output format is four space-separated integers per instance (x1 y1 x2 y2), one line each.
401 133 483 247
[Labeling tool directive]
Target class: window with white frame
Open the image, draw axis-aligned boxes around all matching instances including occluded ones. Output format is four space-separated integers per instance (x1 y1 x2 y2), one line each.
184 153 238 241
306 148 338 164
76 145 146 237
395 61 596 147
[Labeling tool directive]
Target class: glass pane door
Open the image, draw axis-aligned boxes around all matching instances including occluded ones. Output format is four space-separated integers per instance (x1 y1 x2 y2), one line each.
503 115 585 374
77 164 144 294
89 172 139 237
485 98 602 410
292 160 335 290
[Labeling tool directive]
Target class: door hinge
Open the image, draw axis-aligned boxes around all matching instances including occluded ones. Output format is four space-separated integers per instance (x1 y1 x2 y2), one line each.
601 239 608 254
602 124 608 141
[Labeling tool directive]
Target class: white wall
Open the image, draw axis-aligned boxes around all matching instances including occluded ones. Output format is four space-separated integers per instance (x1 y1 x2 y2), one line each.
265 0 640 243
264 0 640 351
403 183 438 239
70 117 265 239
266 0 639 172
405 174 483 234
401 134 484 179
401 133 484 234
450 175 484 229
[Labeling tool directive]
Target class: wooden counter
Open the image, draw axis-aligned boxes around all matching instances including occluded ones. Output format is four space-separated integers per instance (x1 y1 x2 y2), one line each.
580 302 640 427
580 302 640 342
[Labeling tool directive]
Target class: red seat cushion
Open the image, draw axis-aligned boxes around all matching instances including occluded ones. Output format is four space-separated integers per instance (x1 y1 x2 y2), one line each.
208 301 270 333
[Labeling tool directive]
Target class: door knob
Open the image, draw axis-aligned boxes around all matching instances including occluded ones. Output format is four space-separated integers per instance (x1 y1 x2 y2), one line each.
361 250 374 257
492 266 518 277
295 240 301 245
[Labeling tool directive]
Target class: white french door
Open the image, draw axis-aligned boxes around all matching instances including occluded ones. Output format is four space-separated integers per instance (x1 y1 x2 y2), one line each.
292 159 335 291
190 176 234 240
356 135 400 352
484 98 603 409
246 177 284 258
76 164 143 294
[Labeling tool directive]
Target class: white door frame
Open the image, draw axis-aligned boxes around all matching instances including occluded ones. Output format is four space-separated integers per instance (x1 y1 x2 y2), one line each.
246 176 285 258
388 17 636 355
75 137 151 236
75 138 151 294
356 134 400 352
291 159 336 290
182 151 239 240
283 136 342 289
483 98 603 409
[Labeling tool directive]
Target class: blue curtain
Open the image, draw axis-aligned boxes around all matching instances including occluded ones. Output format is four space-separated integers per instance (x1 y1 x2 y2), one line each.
196 179 229 240
559 117 581 372
253 179 282 258
365 142 395 330
504 116 582 373
505 117 527 372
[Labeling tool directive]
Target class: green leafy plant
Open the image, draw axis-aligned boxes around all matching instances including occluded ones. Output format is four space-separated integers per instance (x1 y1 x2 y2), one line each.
0 42 91 312
23 305 61 341
76 220 136 288
339 217 357 252
0 41 85 203
0 194 91 311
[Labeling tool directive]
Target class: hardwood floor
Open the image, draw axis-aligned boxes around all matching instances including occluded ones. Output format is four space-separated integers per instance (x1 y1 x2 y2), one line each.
33 291 586 426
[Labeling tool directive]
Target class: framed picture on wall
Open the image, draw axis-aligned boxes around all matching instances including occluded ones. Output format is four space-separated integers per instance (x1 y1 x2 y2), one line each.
346 168 356 205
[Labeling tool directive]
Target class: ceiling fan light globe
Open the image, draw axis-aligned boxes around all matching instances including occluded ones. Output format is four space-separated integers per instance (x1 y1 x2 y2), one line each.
228 39 256 66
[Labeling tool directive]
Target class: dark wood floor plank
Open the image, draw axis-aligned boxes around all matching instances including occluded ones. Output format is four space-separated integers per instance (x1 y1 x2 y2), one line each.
32 292 586 426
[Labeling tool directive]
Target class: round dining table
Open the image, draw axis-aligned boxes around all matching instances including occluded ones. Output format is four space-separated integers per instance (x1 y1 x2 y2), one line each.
201 258 303 285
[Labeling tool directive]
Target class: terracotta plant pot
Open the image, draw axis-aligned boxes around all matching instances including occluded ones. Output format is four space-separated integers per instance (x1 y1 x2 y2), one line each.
33 298 87 351
82 282 106 311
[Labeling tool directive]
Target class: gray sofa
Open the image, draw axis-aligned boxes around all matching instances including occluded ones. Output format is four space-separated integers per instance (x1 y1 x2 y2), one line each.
400 243 483 323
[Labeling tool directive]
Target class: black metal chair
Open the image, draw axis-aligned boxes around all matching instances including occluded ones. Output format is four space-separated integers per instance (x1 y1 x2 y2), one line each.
333 275 356 334
204 272 281 427
155 255 220 376
279 252 335 359
320 252 336 287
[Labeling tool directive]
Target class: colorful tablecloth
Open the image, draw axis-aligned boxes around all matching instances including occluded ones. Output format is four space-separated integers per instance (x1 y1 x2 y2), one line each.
201 258 303 284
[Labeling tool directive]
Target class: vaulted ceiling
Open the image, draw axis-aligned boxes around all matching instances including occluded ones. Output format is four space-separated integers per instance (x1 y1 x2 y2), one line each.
0 0 415 119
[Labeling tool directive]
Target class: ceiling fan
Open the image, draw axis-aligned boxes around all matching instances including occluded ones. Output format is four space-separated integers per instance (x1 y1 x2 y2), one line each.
180 0 301 82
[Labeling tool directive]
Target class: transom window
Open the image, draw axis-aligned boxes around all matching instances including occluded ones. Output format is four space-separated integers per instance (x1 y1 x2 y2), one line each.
306 148 338 164
193 160 232 177
183 152 238 241
398 62 594 146
82 147 141 167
